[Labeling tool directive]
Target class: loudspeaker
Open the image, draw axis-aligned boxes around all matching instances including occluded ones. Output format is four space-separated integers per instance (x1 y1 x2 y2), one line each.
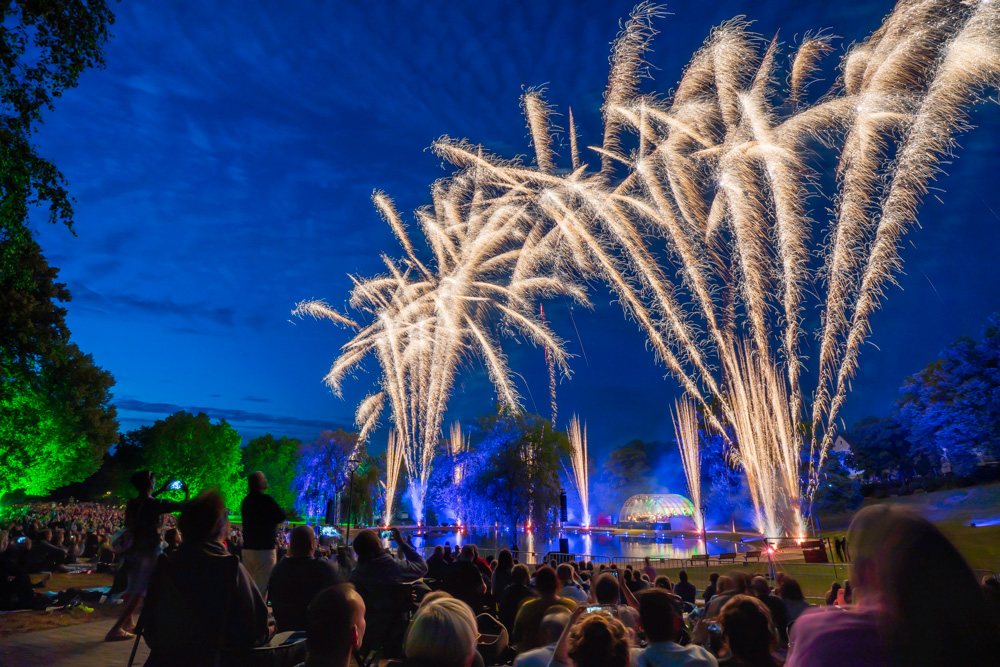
559 490 568 522
559 538 569 554
325 499 335 525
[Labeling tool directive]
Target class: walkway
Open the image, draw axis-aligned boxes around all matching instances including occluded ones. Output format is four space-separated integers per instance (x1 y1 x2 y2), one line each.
1 619 149 667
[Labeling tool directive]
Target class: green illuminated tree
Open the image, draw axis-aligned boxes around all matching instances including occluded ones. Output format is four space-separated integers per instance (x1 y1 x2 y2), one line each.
0 239 118 501
241 434 301 511
136 411 243 507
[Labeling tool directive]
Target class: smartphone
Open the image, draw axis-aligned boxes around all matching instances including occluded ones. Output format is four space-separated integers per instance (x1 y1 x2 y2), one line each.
319 526 338 537
17 536 26 544
380 530 392 539
169 480 183 490
585 605 618 616
706 621 722 634
609 569 619 577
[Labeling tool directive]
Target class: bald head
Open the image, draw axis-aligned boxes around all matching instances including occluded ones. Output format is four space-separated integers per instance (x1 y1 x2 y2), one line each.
306 584 366 660
289 525 317 557
248 471 268 493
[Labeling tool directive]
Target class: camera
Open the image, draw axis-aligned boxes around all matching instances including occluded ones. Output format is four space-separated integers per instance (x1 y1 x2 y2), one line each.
380 530 393 539
319 526 338 537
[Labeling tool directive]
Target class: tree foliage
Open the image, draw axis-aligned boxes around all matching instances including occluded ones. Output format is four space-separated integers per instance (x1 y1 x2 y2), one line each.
0 238 117 500
848 415 918 482
596 439 657 515
897 315 1000 476
242 434 300 511
291 429 364 520
133 411 243 507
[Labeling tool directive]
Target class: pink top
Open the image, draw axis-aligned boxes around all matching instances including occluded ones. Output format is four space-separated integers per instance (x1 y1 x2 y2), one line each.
786 606 887 667
643 565 657 581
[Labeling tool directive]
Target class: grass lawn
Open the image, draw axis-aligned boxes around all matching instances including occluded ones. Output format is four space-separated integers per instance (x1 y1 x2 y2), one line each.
817 482 1000 572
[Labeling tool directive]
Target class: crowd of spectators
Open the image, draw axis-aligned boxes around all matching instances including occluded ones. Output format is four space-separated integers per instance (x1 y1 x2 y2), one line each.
5 474 1000 666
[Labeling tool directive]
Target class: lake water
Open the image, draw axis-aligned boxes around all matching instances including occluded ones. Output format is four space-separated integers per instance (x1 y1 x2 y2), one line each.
389 527 749 561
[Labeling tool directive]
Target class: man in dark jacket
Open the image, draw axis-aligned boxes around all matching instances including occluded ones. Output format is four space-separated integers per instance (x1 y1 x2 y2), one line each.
268 525 342 631
141 490 273 666
240 471 286 596
673 569 697 605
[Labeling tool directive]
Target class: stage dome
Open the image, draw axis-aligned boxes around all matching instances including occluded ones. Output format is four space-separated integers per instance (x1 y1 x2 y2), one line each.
619 493 694 524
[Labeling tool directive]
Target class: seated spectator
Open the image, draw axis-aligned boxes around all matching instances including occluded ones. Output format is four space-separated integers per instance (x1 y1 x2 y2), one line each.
27 529 69 573
549 608 631 667
702 572 719 604
592 572 640 632
499 563 536 635
635 588 717 667
163 528 181 555
491 549 515 608
777 578 811 628
445 544 488 613
268 525 343 631
404 596 479 667
673 570 696 605
718 595 780 667
557 563 588 604
300 583 366 667
706 575 741 618
426 545 449 581
654 575 672 591
823 581 840 606
140 490 273 666
787 505 1000 667
512 565 576 650
750 577 788 646
643 557 657 582
513 607 570 667
349 527 427 612
834 579 852 606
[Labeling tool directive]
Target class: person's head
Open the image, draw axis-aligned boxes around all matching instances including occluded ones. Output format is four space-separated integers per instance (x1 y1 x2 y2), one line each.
623 568 633 582
419 590 453 609
511 563 530 586
720 595 775 665
709 572 719 585
540 607 571 644
459 544 475 562
351 530 383 562
640 588 683 643
567 613 630 667
248 471 268 493
289 524 317 558
557 563 575 584
751 576 771 599
130 470 154 495
306 584 366 663
843 579 853 600
404 596 478 667
778 578 804 602
716 575 734 595
731 572 749 594
178 490 229 544
644 557 651 565
433 545 444 558
497 548 513 571
535 565 560 597
39 528 53 542
847 504 1000 665
829 581 841 593
654 575 671 590
164 528 181 547
594 572 621 604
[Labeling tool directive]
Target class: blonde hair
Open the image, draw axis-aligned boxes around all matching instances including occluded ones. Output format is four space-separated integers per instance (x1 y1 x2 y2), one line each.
404 597 477 666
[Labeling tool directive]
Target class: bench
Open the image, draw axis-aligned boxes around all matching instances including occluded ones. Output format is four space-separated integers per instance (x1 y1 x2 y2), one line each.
718 553 739 562
743 550 763 562
688 554 711 565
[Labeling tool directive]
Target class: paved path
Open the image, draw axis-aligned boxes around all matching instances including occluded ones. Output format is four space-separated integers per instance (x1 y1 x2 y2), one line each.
1 620 149 667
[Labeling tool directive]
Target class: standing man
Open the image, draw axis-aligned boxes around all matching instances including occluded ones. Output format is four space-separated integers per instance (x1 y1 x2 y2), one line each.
241 471 287 597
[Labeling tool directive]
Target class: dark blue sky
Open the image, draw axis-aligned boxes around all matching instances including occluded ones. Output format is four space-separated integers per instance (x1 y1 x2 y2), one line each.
30 0 1000 458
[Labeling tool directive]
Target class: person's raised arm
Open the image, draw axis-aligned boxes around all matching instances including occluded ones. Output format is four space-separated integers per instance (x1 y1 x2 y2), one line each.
391 528 427 574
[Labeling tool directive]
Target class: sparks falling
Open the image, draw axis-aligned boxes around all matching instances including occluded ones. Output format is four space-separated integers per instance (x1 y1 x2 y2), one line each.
671 397 703 533
382 429 404 527
567 414 591 527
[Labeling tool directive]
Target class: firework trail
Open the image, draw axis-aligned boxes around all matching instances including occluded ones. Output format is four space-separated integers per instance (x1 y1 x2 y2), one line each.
448 421 467 485
382 429 404 526
568 414 590 527
671 397 703 532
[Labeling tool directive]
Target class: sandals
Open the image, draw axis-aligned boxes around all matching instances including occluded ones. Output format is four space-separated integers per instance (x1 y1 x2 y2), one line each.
105 630 136 642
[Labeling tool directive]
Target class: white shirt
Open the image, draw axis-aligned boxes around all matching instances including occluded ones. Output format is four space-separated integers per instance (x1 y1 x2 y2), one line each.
515 642 556 667
559 582 589 604
634 641 718 667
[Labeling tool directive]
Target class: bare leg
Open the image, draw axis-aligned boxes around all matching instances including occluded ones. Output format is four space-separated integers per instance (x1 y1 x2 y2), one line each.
105 593 143 640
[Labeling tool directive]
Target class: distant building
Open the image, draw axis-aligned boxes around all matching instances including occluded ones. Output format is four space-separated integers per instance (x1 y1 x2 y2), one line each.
618 493 695 530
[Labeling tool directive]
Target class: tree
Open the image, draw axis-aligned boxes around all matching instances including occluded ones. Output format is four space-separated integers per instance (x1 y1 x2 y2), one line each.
464 408 569 541
135 411 243 507
242 434 301 511
291 429 365 521
897 315 1000 476
597 439 656 515
848 415 917 483
811 452 863 515
0 239 118 501
1 0 116 256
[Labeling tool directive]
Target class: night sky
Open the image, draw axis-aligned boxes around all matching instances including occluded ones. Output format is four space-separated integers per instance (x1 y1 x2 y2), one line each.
30 0 1000 459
